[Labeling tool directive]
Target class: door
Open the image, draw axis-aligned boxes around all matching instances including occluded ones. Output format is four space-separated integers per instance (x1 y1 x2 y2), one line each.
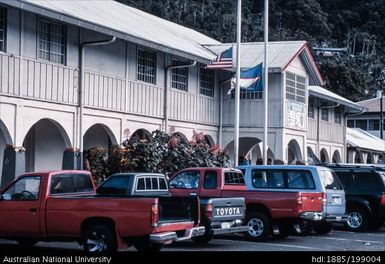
0 176 42 237
318 170 346 216
199 170 221 197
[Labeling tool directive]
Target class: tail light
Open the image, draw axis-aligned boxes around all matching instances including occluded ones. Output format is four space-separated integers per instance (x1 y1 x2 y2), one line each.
380 194 385 205
205 203 213 220
151 202 159 227
296 193 303 210
321 192 327 206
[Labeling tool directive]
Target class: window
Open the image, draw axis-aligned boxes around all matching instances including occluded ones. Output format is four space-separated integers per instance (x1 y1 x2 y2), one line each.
334 108 342 124
368 119 380 131
0 8 6 52
230 90 263 100
136 176 168 192
353 172 383 191
50 174 93 194
200 65 214 97
308 99 314 119
169 171 200 189
321 108 329 122
2 176 41 200
37 18 66 64
347 120 354 128
319 170 343 190
137 48 156 84
171 59 188 92
251 170 285 189
286 72 306 103
97 176 130 195
224 172 245 185
355 119 368 130
287 171 315 189
203 171 217 189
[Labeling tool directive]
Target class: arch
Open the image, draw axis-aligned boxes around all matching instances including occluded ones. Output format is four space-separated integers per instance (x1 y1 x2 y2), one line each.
130 129 152 142
83 123 118 152
378 154 384 164
307 147 320 164
204 135 215 147
23 118 72 172
288 139 303 164
354 151 363 163
320 148 329 163
332 150 341 163
366 153 373 164
173 132 188 143
225 137 268 165
0 119 13 183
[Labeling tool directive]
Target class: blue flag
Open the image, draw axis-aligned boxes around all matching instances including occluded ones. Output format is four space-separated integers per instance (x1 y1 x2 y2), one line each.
228 63 263 95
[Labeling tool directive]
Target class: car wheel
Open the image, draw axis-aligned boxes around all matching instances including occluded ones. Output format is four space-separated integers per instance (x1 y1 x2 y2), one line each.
244 212 271 242
345 207 369 232
313 221 333 234
83 225 117 252
293 219 312 236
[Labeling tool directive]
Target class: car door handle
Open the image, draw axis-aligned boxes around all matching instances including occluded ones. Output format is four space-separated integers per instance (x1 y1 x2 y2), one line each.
29 208 37 212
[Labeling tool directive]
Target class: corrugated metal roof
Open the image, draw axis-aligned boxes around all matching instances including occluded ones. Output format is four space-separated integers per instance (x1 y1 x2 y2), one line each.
356 96 385 112
204 41 307 70
347 127 385 152
9 0 219 61
309 86 365 112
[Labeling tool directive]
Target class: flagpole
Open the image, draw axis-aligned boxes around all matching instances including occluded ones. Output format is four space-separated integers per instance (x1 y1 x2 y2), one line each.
234 0 241 167
263 0 269 165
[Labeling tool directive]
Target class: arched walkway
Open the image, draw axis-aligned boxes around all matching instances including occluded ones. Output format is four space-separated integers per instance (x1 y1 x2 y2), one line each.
288 139 303 164
354 152 363 163
204 135 214 147
366 153 373 164
332 150 341 163
0 119 13 183
173 132 188 143
23 119 71 172
130 129 152 142
84 124 118 152
224 138 274 165
320 148 329 163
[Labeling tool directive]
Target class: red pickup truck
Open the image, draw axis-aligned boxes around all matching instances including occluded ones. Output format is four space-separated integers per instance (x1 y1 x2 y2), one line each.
0 170 204 252
169 167 324 241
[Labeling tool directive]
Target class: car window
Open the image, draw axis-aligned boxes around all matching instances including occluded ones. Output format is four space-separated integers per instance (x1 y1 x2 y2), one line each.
353 172 383 191
319 170 343 190
251 170 284 189
332 171 353 191
224 172 245 185
169 171 199 189
136 176 168 191
287 171 315 189
51 174 93 194
203 171 217 189
2 176 41 200
97 176 130 194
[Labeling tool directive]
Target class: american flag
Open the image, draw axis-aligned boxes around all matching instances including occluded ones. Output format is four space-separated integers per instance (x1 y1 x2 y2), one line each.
206 47 233 69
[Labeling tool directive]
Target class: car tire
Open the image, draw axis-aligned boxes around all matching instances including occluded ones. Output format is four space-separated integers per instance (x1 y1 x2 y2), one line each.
83 225 117 252
345 206 369 232
293 219 312 236
244 212 271 242
313 221 333 234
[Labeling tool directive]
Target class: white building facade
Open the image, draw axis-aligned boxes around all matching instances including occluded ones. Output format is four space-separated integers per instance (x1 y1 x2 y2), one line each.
0 0 363 187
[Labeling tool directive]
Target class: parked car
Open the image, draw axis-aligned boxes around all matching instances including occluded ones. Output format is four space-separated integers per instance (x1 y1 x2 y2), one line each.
237 165 347 238
324 163 385 232
0 171 204 252
169 168 248 244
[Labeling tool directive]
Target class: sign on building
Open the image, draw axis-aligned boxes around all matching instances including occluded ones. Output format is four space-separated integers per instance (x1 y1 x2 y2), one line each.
287 100 305 129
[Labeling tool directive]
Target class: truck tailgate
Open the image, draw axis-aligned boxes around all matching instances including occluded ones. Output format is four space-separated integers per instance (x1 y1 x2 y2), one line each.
210 197 245 222
158 196 199 225
298 192 323 213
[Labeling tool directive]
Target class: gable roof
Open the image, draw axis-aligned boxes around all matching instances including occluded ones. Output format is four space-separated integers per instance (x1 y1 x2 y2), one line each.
356 96 385 112
203 41 324 86
1 0 219 62
309 86 366 113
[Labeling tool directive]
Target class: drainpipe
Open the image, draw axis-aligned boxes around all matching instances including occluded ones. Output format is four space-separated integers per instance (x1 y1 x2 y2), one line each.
164 60 197 132
79 36 116 169
317 102 340 162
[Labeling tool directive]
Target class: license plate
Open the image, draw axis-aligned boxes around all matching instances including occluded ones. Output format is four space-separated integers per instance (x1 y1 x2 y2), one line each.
221 222 231 229
336 216 342 221
333 197 341 205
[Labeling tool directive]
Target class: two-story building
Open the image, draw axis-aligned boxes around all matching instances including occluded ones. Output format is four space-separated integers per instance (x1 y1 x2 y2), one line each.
0 0 364 187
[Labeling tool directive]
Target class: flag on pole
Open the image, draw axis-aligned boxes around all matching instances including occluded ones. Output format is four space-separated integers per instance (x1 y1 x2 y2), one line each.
207 46 233 69
228 63 263 95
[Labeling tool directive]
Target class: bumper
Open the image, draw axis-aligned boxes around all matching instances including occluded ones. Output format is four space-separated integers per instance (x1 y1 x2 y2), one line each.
300 212 323 221
212 225 249 235
324 214 348 223
149 226 205 244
